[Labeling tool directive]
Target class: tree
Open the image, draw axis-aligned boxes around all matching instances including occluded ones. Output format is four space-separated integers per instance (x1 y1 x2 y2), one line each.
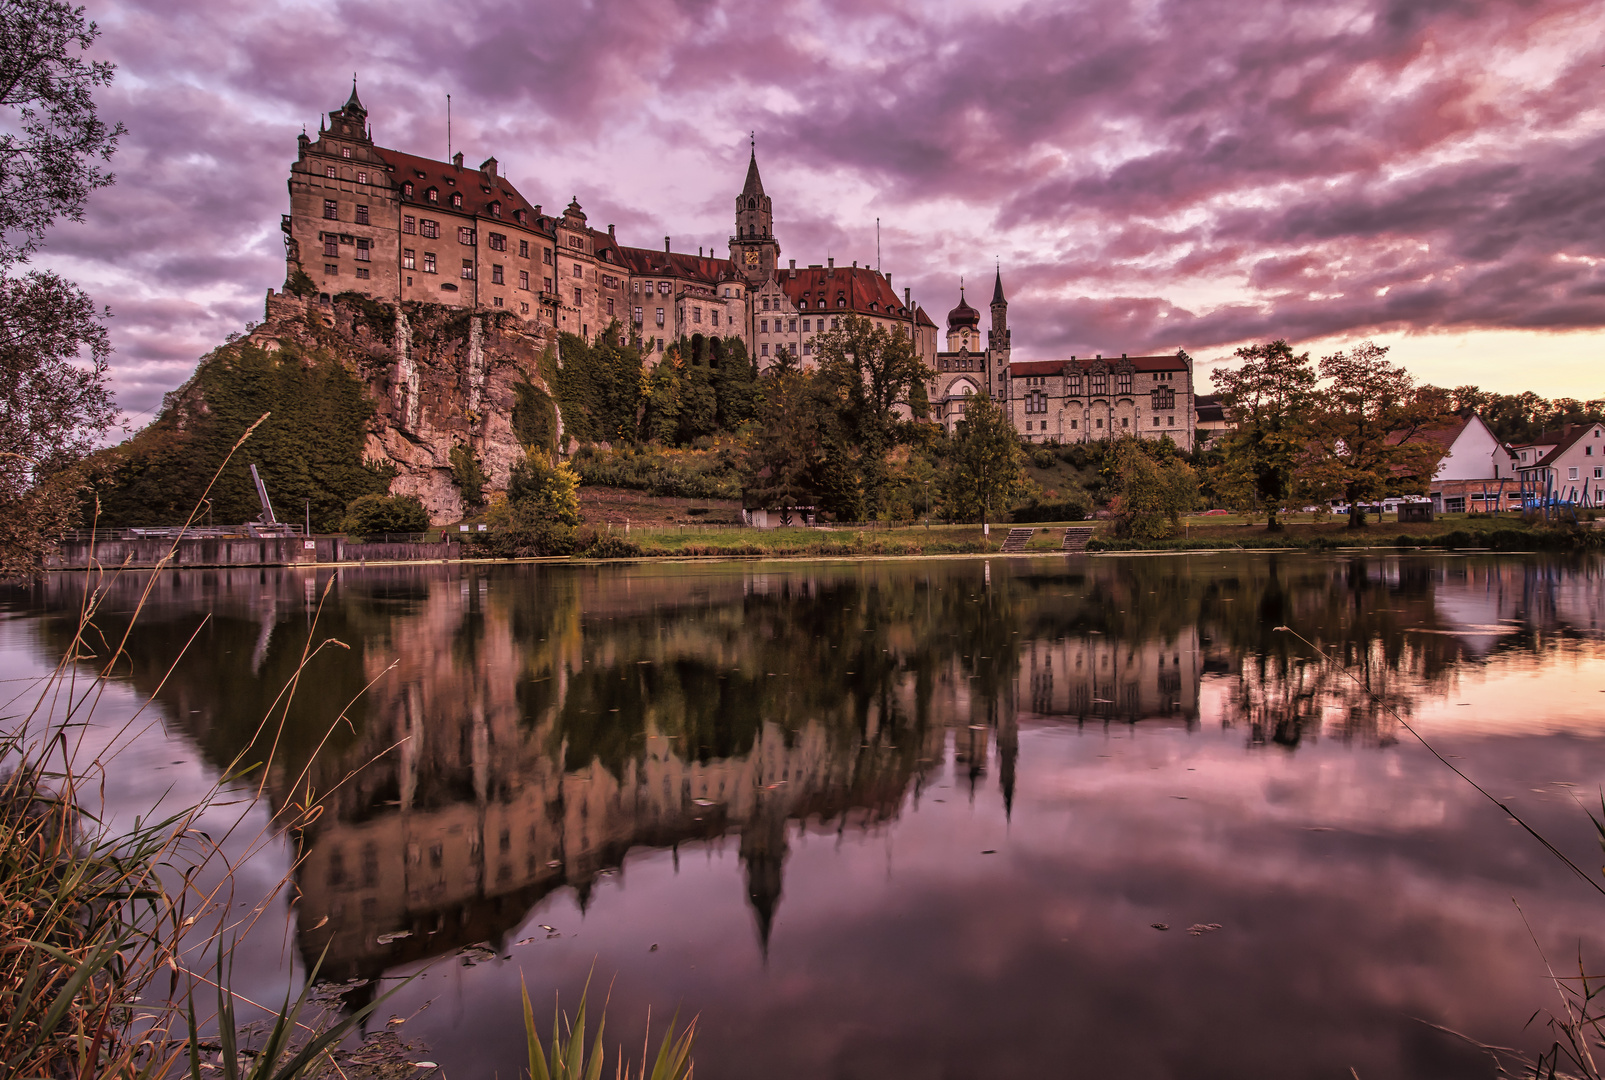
813 314 930 515
741 365 827 513
1303 341 1453 528
940 392 1029 534
342 493 429 538
448 443 487 509
1106 437 1198 539
506 451 581 527
554 323 642 444
0 0 124 572
1209 340 1317 531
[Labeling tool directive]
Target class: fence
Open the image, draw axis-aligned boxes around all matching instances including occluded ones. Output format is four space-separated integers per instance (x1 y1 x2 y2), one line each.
47 535 460 571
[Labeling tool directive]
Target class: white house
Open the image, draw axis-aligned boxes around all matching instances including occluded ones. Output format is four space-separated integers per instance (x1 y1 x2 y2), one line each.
1514 422 1605 507
1425 414 1520 514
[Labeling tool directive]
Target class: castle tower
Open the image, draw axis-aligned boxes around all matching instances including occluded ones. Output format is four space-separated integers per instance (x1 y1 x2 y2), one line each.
731 140 779 285
945 284 980 353
326 79 371 144
989 267 1009 351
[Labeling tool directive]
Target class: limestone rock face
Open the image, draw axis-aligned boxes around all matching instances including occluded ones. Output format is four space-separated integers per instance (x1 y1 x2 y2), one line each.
259 290 561 524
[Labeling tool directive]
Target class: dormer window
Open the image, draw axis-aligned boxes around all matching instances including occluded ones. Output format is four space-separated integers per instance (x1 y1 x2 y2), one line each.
402 182 414 197
514 209 526 225
837 296 846 307
426 187 439 203
489 202 501 218
451 192 463 208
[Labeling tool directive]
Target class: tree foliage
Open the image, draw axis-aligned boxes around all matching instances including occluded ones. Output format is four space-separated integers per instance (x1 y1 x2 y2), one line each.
1303 341 1453 527
342 493 429 538
742 365 828 512
1444 385 1605 444
554 324 642 445
939 392 1029 529
1106 437 1198 539
1209 340 1317 531
507 451 582 527
93 341 392 531
813 314 930 515
449 443 487 509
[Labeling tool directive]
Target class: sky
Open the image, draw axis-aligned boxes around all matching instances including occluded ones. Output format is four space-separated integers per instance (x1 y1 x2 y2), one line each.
33 0 1605 424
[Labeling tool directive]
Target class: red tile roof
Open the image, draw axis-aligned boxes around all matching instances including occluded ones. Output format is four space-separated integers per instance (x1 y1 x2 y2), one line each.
777 266 917 320
375 148 542 224
1532 423 1605 469
615 246 735 285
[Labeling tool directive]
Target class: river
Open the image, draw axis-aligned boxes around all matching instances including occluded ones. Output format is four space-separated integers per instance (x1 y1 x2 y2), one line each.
5 552 1605 1079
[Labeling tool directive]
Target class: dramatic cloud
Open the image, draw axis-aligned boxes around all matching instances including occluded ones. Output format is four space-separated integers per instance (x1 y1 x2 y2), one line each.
34 0 1605 417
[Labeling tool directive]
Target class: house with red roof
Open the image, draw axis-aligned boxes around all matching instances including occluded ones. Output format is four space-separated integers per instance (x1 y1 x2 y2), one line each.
1513 423 1605 508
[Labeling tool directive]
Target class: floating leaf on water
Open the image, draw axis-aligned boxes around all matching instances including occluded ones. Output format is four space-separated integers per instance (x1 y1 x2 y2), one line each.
1151 923 1170 931
387 1016 406 1025
515 937 538 946
377 930 413 944
539 924 556 932
412 1064 438 1070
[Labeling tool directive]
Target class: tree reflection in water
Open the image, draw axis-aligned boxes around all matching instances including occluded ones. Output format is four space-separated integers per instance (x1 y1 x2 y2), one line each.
18 553 1605 1003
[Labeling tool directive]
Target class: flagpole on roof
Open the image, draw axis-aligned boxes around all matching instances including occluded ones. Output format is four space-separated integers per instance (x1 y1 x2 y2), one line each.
447 93 452 161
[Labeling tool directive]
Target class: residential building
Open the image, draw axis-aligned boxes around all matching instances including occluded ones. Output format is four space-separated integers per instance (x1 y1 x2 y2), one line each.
1513 423 1605 507
1422 413 1520 513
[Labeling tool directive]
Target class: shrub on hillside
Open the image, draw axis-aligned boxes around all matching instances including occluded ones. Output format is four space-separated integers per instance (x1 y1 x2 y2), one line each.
343 494 429 538
1031 448 1057 470
1014 490 1093 522
570 445 741 500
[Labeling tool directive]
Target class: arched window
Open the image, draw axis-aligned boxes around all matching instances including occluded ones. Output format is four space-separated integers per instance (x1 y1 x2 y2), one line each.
748 198 756 210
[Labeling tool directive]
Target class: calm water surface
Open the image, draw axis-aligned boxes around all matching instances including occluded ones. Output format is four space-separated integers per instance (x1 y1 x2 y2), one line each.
7 553 1605 1079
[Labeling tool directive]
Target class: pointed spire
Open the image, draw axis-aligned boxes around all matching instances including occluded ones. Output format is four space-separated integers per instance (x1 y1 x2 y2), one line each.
344 74 365 116
992 264 1006 306
742 134 765 198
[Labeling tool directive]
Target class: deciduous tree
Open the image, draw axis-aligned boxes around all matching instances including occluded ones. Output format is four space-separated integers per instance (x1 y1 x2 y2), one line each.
940 392 1028 535
1304 341 1453 528
813 314 929 515
1106 437 1198 540
1209 340 1317 531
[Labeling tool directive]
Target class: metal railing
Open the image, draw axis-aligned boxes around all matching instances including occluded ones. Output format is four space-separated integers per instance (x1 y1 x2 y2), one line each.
64 524 305 542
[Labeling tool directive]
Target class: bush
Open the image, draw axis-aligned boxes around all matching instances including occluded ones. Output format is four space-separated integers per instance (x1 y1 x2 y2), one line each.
449 443 488 508
1014 491 1093 522
570 444 741 500
507 454 582 526
1031 448 1057 470
581 533 644 559
343 493 429 538
1489 528 1530 551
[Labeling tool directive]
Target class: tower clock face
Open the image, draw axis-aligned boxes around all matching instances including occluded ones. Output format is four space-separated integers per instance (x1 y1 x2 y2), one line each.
744 249 759 267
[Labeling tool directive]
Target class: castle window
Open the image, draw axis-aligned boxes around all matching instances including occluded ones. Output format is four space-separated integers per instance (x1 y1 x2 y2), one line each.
341 147 351 158
657 338 664 353
324 263 338 275
520 301 530 314
573 287 582 305
403 248 415 269
420 219 439 239
803 342 811 355
1168 415 1175 426
323 236 338 257
403 182 414 197
515 210 526 225
712 310 719 326
1068 373 1082 394
403 215 416 234
788 319 796 332
748 198 756 210
633 306 643 324
426 187 438 202
1117 372 1132 395
837 296 845 307
461 259 474 279
423 252 436 273
458 227 474 245
325 166 335 178
543 277 552 292
572 263 581 278
831 317 839 329
451 192 463 208
1091 373 1107 395
658 282 669 295
355 267 369 279
1071 419 1078 430
491 264 504 284
761 343 769 356
519 239 528 258
543 248 552 265
1122 417 1129 428
802 319 810 332
493 296 503 307
761 297 770 310
656 308 665 327
323 199 338 220
760 319 768 333
488 233 506 251
519 270 529 289
1151 388 1175 410
355 205 369 225
569 237 583 248
693 306 701 324
607 297 615 316
356 171 368 184
489 202 501 218
355 238 370 262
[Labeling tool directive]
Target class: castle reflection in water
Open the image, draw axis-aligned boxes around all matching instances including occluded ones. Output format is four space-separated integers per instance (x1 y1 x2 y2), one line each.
30 554 1603 989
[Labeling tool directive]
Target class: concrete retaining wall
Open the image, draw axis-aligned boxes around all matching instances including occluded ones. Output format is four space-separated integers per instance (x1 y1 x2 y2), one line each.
46 537 461 570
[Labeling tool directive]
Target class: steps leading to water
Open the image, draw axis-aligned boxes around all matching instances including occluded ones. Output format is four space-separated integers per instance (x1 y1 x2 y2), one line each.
1001 528 1034 553
1062 526 1094 552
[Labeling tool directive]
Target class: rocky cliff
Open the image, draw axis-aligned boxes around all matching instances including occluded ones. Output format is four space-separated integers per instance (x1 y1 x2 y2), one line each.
110 290 565 528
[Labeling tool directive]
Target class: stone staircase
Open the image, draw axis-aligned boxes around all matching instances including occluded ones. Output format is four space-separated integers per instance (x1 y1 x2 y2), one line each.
1000 527 1034 553
1062 526 1095 552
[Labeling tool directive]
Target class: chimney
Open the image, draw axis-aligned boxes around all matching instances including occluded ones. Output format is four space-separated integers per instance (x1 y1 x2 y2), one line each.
534 204 541 216
699 246 703 257
852 260 857 268
665 236 671 253
827 257 834 269
904 287 910 308
480 156 498 178
886 274 892 288
608 224 615 238
789 259 795 270
452 151 464 169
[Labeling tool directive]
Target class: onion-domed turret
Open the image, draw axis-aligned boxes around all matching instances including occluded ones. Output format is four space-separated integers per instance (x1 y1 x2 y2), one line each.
946 286 979 331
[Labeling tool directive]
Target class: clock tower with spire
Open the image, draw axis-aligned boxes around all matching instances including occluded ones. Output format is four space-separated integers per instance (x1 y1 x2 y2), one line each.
731 137 780 285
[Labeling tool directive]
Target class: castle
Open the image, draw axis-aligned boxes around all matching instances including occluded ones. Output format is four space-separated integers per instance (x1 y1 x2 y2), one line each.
286 83 1196 450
